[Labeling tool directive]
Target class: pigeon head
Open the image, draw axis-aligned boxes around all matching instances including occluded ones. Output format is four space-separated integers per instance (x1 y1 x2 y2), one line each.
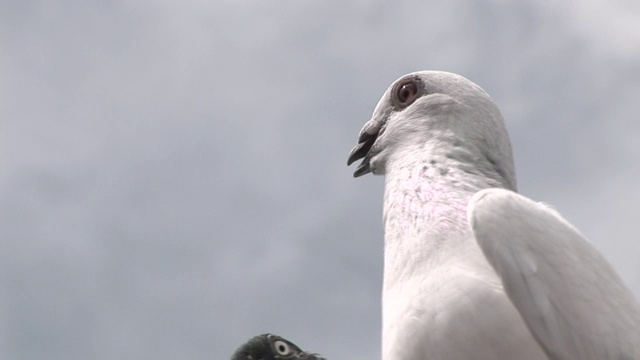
347 71 516 190
231 334 325 360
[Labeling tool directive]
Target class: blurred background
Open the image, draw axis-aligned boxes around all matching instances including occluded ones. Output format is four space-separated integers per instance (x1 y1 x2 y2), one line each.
2 1 640 359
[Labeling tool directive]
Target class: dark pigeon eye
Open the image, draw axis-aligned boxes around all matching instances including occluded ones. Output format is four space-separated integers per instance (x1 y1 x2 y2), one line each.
394 78 419 108
273 340 291 356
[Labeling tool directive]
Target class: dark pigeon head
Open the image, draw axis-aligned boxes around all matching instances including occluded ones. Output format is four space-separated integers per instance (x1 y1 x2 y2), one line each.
231 334 325 360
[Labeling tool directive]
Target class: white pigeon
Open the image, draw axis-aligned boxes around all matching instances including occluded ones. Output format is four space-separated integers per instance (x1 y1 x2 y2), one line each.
347 71 640 360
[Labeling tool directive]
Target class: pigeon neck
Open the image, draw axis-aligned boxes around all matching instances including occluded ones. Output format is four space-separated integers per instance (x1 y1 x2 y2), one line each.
382 154 474 244
381 143 505 281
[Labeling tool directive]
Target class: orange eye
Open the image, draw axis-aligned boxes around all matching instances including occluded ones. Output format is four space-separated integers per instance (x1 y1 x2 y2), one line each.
394 78 419 107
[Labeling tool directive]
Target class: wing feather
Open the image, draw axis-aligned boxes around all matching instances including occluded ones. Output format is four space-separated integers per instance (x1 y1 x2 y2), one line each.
468 188 640 360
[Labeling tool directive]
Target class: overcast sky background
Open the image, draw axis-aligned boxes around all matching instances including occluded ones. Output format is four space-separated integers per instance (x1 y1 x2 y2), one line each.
2 1 640 359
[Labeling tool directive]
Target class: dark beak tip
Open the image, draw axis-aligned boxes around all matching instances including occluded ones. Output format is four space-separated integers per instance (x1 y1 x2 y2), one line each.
348 120 382 175
346 143 363 166
353 162 371 177
347 138 375 167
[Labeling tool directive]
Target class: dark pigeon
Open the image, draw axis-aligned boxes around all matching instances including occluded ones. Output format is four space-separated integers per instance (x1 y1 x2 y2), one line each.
231 334 325 360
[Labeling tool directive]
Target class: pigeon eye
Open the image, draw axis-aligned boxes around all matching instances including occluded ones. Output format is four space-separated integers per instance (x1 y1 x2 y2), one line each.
394 79 419 108
273 340 291 356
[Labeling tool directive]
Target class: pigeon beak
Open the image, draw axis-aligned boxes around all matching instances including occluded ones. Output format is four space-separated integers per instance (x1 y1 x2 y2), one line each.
347 118 385 177
298 351 326 360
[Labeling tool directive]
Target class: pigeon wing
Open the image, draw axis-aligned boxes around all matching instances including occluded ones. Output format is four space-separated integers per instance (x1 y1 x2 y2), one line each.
468 188 640 360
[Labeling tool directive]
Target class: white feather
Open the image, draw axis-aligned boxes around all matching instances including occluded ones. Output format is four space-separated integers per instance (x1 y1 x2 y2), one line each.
469 188 640 360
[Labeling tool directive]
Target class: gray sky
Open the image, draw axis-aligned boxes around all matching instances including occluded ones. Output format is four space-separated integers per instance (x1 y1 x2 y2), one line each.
2 1 640 359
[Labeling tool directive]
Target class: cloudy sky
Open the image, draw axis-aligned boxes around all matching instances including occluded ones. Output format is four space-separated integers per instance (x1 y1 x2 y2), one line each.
2 1 640 359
